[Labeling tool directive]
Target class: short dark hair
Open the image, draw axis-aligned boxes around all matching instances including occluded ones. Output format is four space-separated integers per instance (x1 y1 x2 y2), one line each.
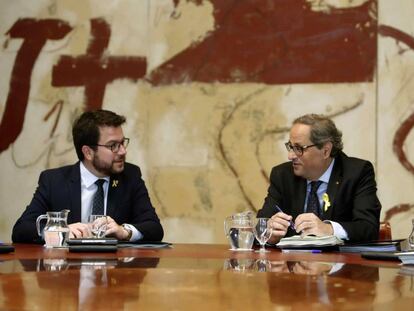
72 109 126 160
293 114 343 157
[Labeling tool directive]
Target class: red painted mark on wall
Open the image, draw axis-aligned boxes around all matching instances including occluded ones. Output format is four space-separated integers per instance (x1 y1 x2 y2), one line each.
379 25 414 175
52 18 147 111
148 0 377 85
0 18 147 153
0 19 72 152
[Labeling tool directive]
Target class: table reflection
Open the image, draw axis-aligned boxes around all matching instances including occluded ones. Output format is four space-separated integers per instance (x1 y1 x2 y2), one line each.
223 258 379 279
223 258 381 308
14 257 159 272
0 257 160 310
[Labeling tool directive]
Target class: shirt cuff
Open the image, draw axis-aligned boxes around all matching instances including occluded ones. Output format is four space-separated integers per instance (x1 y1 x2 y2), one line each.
122 224 143 242
324 220 349 240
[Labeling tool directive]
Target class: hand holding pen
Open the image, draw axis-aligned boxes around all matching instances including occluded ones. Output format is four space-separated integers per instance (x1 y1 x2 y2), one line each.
274 204 296 230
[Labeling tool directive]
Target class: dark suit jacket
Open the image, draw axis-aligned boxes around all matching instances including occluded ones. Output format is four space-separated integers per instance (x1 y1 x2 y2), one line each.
257 152 381 242
12 162 164 243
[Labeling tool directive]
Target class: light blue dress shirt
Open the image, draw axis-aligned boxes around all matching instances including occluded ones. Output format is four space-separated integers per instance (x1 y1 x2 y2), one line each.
304 159 349 240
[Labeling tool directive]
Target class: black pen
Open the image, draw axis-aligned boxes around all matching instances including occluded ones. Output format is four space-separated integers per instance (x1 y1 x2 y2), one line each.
274 204 296 230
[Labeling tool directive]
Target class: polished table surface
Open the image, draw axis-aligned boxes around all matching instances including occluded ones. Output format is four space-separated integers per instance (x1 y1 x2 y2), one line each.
0 243 413 310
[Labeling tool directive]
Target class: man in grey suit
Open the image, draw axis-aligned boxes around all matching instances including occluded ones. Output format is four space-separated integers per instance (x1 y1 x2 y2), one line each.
12 109 163 243
258 114 381 243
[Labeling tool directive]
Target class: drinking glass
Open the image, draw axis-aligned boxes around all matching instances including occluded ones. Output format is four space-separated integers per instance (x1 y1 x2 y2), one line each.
253 218 272 253
88 215 108 238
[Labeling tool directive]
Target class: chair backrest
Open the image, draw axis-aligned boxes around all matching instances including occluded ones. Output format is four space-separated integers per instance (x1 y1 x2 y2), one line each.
378 221 392 240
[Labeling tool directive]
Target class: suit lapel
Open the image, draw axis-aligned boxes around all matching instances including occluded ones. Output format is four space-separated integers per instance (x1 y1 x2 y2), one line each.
68 162 82 223
107 176 121 218
323 157 343 220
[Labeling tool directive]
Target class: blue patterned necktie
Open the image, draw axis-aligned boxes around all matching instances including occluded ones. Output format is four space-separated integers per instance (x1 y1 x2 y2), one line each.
307 181 323 217
92 179 105 215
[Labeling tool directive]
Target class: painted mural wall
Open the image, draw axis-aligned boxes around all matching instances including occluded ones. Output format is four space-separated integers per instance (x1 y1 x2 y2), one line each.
0 0 413 243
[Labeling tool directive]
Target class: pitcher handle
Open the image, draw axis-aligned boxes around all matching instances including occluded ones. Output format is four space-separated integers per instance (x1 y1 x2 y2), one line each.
36 214 48 236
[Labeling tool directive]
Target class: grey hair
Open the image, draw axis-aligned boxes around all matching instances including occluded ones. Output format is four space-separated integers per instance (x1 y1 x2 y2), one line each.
293 114 343 157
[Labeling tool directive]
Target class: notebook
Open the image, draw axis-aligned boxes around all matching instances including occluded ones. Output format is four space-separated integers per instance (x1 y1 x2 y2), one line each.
276 235 344 249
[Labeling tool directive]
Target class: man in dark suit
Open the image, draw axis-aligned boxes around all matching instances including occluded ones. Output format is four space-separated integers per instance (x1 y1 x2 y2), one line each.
257 114 381 243
12 109 163 243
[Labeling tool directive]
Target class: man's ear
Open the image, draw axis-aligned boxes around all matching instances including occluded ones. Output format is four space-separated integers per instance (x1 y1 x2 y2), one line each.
82 145 93 161
323 142 333 158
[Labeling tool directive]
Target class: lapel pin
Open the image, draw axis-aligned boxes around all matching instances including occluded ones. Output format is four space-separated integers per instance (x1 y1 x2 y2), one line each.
322 193 331 212
112 180 119 187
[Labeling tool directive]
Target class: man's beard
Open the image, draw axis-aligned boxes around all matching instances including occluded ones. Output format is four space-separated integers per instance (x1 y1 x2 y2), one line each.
92 154 125 176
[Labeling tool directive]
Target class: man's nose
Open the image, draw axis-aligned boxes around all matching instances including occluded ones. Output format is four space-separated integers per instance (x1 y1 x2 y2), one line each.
118 144 127 155
287 150 296 161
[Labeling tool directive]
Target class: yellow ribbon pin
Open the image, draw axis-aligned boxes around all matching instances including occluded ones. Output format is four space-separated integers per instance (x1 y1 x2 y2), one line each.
322 193 331 212
112 180 119 187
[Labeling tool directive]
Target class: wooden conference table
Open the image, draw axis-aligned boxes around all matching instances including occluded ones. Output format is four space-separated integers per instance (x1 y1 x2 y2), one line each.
0 243 413 310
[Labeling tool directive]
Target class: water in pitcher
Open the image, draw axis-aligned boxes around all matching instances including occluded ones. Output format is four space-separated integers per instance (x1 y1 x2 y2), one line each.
36 209 70 248
228 227 254 250
44 228 70 248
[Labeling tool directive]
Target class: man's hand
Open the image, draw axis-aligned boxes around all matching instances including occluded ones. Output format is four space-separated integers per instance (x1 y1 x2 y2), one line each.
267 212 293 244
68 222 91 238
294 213 333 236
104 216 130 240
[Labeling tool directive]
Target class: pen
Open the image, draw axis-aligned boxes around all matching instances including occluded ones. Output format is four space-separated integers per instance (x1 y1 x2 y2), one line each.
274 204 296 230
282 249 322 253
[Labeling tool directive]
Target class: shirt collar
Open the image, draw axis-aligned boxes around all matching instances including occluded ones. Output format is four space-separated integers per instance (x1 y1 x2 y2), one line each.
80 162 110 188
307 158 335 185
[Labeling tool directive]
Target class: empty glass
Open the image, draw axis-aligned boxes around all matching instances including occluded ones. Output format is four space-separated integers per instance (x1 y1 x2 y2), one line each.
253 218 272 253
88 215 108 238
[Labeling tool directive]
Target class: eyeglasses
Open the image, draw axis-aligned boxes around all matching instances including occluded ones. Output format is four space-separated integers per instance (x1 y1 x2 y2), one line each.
93 138 130 153
284 142 317 156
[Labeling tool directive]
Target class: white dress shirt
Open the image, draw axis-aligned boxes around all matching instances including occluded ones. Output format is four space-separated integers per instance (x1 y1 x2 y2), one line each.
79 162 142 241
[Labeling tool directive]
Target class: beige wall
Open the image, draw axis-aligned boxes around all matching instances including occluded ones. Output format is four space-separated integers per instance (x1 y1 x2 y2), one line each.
0 0 413 243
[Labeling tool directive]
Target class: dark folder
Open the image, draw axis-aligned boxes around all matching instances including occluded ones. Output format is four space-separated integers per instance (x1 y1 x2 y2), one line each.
361 251 402 261
67 238 118 253
67 238 118 245
0 244 14 254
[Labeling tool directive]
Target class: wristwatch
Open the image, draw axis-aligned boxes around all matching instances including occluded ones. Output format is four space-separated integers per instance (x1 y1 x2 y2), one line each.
122 224 133 241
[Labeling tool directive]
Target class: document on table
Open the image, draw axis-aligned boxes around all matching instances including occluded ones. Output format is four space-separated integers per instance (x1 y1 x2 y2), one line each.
339 240 402 253
398 251 414 265
276 235 344 249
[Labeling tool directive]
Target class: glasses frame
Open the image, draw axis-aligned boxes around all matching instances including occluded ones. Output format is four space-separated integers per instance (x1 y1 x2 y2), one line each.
93 138 130 153
285 141 317 156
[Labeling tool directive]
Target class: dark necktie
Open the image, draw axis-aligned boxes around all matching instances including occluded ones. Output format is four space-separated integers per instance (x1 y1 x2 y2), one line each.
92 179 105 215
307 181 323 217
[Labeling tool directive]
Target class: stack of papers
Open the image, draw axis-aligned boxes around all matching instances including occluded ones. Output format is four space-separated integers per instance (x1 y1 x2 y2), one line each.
339 240 401 253
398 251 414 265
276 235 344 249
